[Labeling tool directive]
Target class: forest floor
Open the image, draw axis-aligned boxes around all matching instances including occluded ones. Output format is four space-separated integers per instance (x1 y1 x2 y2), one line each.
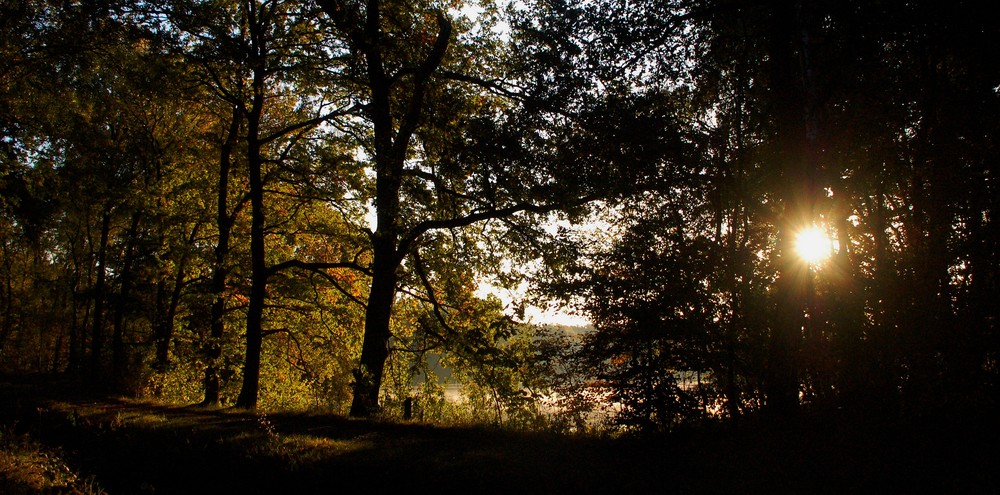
1 376 997 494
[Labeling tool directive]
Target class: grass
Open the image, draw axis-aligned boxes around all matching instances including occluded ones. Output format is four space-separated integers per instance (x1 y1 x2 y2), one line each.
0 427 106 494
1 376 998 494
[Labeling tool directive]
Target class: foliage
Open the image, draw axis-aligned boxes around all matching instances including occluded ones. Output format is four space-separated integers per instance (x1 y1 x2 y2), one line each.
141 360 213 406
0 427 106 494
1 0 998 437
536 0 1000 429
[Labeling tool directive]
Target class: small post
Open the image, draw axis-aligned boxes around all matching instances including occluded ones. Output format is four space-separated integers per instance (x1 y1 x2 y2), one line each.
403 396 413 420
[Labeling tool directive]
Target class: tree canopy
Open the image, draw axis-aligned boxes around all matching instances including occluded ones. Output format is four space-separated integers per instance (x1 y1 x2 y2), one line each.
1 0 997 431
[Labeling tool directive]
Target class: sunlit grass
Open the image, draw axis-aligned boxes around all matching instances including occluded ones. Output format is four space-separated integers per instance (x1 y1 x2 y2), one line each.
272 434 373 460
231 427 375 471
0 428 106 494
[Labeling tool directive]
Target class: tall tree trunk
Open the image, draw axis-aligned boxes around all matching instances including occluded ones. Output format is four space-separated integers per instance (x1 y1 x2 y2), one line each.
236 141 266 409
152 220 199 374
0 241 13 350
112 212 141 387
90 210 112 383
348 37 403 414
65 233 88 376
349 240 400 416
236 12 269 408
154 282 169 369
323 0 451 418
68 281 80 374
204 106 239 406
154 265 188 372
51 324 64 373
763 0 820 420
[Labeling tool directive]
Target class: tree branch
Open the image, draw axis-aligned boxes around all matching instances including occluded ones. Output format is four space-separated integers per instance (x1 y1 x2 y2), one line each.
259 104 362 145
412 249 459 341
398 195 599 256
392 11 453 160
437 70 527 101
268 259 370 309
402 167 477 202
268 259 370 277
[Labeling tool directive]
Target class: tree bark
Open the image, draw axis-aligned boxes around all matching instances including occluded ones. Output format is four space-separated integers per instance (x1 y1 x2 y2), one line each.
112 211 141 387
762 0 820 420
68 272 80 375
154 240 191 373
235 7 269 408
203 106 239 406
90 210 112 383
349 241 400 416
234 127 267 409
0 240 13 350
339 1 452 417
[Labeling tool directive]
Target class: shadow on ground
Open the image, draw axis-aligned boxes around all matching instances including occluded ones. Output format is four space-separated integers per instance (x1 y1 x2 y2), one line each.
2 376 997 494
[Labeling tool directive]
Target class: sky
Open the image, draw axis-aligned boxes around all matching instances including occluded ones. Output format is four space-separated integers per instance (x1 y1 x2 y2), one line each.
475 280 592 327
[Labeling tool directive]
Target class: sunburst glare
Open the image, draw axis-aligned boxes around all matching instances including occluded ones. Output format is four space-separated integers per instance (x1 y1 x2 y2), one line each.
794 225 834 264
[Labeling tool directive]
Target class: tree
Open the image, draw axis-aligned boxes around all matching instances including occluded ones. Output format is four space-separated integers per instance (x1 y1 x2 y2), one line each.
310 0 699 417
158 0 361 408
543 0 1000 427
3 0 996 429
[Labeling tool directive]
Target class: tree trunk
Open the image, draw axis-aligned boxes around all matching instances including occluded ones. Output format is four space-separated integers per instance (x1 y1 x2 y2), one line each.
112 212 141 387
762 0 820 420
349 241 399 416
235 21 269 408
68 282 80 374
204 106 239 406
90 210 112 383
154 253 188 373
318 0 452 418
0 241 13 350
154 282 169 369
234 131 267 409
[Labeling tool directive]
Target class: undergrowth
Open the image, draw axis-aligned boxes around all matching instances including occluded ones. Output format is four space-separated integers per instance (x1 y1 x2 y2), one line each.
0 425 106 494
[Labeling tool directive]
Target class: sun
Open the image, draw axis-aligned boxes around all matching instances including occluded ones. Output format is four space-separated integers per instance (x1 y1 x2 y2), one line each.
794 226 833 264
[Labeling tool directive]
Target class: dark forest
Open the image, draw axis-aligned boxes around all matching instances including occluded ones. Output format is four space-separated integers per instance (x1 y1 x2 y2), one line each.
2 0 999 491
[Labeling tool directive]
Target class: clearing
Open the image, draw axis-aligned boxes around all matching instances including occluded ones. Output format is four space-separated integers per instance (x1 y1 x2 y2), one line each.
1 376 996 494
